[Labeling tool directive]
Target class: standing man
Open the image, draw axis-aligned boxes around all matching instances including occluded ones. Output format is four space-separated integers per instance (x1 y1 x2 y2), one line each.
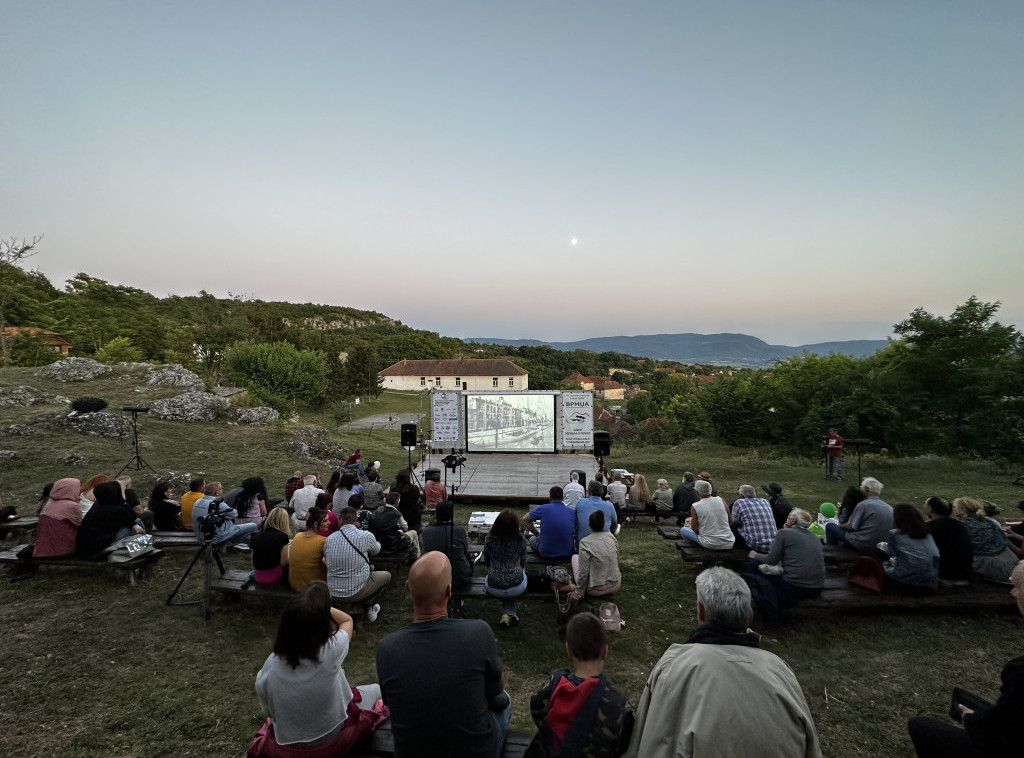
626 567 822 758
562 472 585 510
377 552 511 758
522 486 576 559
824 428 844 480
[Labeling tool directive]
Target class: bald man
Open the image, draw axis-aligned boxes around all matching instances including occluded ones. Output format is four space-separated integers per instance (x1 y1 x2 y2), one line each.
376 552 510 758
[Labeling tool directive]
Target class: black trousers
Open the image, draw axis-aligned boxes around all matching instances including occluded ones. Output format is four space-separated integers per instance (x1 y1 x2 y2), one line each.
907 716 978 758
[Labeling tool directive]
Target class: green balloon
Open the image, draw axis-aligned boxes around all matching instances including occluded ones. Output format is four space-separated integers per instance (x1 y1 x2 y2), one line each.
819 502 836 519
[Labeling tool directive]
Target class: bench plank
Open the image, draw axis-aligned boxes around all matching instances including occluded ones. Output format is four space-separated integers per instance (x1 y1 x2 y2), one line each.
346 721 534 758
674 539 860 567
0 543 163 584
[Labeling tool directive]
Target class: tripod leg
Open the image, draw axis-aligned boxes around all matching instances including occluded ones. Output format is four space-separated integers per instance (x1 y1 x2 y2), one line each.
166 544 207 605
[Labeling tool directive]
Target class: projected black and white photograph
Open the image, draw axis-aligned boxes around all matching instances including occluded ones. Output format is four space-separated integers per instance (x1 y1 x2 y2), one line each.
465 393 556 452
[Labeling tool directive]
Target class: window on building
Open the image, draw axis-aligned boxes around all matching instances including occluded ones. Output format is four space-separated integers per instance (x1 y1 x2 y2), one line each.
435 377 442 386
508 378 514 387
492 377 498 387
420 377 426 386
455 377 460 387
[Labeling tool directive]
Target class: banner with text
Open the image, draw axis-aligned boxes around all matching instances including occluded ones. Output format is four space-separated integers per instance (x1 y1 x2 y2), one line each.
560 391 594 449
431 391 461 444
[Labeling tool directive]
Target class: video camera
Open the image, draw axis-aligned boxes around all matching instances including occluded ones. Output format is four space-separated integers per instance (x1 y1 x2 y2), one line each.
196 497 230 542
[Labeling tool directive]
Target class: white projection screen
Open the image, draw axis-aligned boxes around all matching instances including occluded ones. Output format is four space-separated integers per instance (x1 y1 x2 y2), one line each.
465 392 557 453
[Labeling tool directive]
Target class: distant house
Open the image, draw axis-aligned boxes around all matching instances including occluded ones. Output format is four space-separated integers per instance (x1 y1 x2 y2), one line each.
378 358 529 392
2 327 71 355
562 372 625 400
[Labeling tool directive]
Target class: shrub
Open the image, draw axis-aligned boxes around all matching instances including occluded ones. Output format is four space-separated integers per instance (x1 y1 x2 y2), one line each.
94 336 143 364
70 396 108 413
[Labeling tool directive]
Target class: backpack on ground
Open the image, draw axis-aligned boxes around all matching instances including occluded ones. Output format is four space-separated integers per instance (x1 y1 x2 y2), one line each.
599 601 624 632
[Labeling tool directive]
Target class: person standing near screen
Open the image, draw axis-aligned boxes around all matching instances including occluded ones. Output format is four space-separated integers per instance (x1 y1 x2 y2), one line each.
824 428 844 481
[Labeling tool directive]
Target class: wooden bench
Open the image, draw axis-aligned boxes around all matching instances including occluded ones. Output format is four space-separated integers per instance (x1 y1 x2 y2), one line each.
468 545 572 567
0 516 40 542
150 530 202 548
674 539 860 568
0 543 164 585
452 576 559 603
346 721 535 758
799 574 1015 613
210 569 380 624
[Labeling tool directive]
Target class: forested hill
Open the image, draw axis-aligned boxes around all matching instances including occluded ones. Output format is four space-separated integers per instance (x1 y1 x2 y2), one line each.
466 333 890 368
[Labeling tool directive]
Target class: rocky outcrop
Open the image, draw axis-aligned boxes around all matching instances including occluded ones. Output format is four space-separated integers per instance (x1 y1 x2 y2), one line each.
146 364 205 390
230 406 280 425
0 385 68 407
35 358 113 381
6 424 37 435
148 391 229 422
287 427 346 467
57 411 133 438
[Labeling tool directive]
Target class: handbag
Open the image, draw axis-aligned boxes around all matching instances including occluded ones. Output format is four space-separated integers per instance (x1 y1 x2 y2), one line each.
599 602 624 632
104 533 155 563
847 555 885 593
546 565 575 612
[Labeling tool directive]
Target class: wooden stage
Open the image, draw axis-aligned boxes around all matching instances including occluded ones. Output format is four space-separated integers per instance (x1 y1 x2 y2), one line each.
414 452 598 503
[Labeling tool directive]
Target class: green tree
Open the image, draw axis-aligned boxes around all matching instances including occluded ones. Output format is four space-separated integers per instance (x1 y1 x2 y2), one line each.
224 340 329 405
624 392 659 424
94 336 144 364
340 340 384 399
0 235 45 364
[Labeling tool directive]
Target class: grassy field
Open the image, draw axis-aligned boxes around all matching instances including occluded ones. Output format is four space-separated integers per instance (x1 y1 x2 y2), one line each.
1 365 1021 757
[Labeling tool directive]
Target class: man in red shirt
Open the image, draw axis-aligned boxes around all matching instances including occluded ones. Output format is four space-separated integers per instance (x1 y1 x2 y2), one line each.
344 449 366 478
824 429 844 480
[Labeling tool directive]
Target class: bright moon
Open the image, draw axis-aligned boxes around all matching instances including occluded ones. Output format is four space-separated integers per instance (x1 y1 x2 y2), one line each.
571 238 578 245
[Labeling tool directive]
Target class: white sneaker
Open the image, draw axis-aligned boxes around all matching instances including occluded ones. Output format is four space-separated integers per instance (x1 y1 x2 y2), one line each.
367 604 380 623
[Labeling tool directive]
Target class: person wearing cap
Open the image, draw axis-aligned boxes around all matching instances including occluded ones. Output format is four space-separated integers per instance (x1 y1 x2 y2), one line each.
762 482 794 529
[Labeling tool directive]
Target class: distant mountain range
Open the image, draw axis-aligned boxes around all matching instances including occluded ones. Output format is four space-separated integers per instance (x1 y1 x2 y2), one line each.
463 333 890 369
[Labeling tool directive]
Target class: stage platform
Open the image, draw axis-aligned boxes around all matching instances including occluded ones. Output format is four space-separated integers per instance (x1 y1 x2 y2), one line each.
415 452 598 503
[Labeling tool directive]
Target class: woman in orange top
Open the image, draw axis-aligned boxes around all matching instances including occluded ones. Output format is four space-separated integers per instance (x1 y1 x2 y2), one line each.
288 508 328 591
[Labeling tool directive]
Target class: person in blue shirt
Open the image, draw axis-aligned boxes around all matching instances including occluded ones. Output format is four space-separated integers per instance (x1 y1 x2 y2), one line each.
522 487 576 559
574 480 617 549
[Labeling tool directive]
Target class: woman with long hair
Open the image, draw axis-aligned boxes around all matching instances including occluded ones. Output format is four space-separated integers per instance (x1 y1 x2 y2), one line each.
953 496 1018 583
882 504 940 595
35 477 83 558
393 469 423 534
251 581 387 756
251 506 293 586
837 486 865 525
322 470 341 501
148 480 183 531
625 473 651 513
483 508 528 627
78 474 108 516
331 473 359 515
228 477 268 527
288 509 329 592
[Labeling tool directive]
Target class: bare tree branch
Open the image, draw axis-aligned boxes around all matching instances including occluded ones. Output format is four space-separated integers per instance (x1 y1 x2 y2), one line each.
0 234 43 265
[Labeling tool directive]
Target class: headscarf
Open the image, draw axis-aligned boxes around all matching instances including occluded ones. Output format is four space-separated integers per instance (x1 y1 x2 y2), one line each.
41 477 84 524
92 480 126 507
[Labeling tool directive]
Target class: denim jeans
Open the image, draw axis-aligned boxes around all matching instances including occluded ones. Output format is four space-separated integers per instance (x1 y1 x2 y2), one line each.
484 573 527 616
824 521 848 546
827 456 843 479
488 691 513 758
679 526 701 544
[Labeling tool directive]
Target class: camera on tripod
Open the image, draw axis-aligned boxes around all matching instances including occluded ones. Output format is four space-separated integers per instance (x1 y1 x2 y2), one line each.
442 451 466 471
197 498 230 541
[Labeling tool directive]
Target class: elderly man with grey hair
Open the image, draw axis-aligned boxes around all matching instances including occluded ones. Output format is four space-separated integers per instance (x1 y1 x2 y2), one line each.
745 509 825 622
678 480 734 550
729 484 778 553
825 476 893 555
288 474 324 533
626 567 822 758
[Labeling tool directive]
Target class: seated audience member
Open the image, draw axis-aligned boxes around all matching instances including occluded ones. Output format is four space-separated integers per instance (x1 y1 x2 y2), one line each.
624 474 650 514
953 496 1018 584
678 480 735 551
121 478 154 533
332 472 359 515
729 484 778 553
762 482 794 530
283 470 304 505
225 477 268 527
79 474 108 516
369 492 420 558
605 472 628 517
314 492 338 534
825 477 893 554
325 507 390 614
421 499 473 592
180 478 205 531
251 506 292 586
924 495 974 584
148 480 183 531
746 509 825 622
908 560 1024 757
322 470 341 501
360 470 385 511
836 485 865 525
673 472 698 525
35 477 83 558
289 508 329 592
650 479 674 522
484 508 528 627
881 504 940 595
522 487 576 559
572 511 621 601
191 482 259 551
392 469 423 534
563 472 585 510
76 481 143 559
289 474 324 533
575 481 618 547
343 449 366 477
527 612 633 757
626 567 822 758
424 469 447 512
251 581 388 757
376 552 511 758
